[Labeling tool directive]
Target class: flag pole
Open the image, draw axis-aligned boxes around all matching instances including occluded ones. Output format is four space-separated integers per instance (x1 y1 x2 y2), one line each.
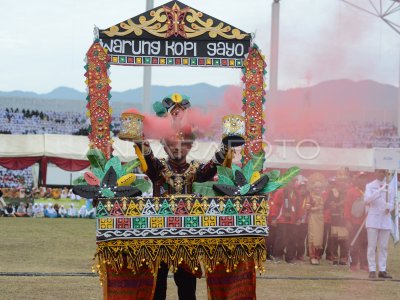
386 170 390 204
393 170 399 246
350 217 367 248
348 216 367 270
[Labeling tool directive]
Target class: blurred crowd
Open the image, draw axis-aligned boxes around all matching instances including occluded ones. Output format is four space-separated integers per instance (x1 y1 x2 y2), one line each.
0 108 90 135
0 186 82 200
266 169 396 271
269 121 400 148
0 190 94 218
2 108 400 148
0 167 33 188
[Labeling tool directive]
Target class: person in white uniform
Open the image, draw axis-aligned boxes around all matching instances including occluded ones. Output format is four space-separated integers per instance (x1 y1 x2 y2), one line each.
364 169 394 279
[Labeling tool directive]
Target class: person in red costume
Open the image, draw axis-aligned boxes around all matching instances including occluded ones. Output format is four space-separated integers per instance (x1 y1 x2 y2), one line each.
325 178 349 265
294 181 309 261
270 180 298 263
266 193 278 260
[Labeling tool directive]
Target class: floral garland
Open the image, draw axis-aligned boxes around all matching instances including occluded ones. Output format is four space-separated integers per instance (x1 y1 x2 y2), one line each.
242 45 267 164
85 40 113 159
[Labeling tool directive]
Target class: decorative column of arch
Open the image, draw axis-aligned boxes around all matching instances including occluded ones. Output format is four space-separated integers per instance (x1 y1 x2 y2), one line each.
85 40 113 159
242 45 267 164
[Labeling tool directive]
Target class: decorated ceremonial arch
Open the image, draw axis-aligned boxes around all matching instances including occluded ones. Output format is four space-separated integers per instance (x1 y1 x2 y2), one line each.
80 2 279 299
85 0 266 163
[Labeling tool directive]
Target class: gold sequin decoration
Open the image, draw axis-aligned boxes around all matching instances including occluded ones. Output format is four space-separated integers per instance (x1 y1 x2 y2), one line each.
94 237 266 276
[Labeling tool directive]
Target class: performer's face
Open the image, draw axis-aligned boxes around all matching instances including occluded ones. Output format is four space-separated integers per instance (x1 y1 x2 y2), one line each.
164 140 192 161
287 180 296 190
376 169 386 181
337 179 347 191
354 176 366 189
311 182 323 194
297 185 308 196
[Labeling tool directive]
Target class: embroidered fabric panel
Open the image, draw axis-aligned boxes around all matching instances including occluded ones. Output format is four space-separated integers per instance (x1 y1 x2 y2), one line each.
96 196 269 241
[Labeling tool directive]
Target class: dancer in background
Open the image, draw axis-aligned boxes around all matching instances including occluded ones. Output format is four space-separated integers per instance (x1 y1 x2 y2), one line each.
306 173 327 265
325 178 348 265
295 180 309 261
271 180 298 264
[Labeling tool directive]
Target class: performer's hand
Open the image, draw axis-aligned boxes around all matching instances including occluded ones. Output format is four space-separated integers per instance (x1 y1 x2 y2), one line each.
119 136 135 142
121 138 148 148
378 184 389 193
271 219 277 227
384 202 391 214
119 136 146 145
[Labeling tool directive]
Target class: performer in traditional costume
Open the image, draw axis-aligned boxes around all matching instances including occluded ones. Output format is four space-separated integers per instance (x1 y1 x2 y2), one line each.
270 180 298 263
322 183 333 261
305 173 327 265
294 180 309 261
325 178 349 265
266 194 278 260
122 94 229 299
75 91 273 300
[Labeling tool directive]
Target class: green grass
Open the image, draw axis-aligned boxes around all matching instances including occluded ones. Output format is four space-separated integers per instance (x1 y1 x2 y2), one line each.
0 218 96 273
0 277 101 300
0 218 399 299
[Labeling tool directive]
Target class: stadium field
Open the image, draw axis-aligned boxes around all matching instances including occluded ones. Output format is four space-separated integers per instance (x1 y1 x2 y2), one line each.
0 218 399 300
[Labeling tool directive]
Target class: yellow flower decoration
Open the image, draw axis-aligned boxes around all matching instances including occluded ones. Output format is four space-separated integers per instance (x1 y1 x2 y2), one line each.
171 93 183 104
250 171 261 184
117 173 136 186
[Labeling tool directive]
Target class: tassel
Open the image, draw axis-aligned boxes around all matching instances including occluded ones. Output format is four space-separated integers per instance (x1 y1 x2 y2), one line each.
135 145 148 173
222 149 234 168
94 237 266 275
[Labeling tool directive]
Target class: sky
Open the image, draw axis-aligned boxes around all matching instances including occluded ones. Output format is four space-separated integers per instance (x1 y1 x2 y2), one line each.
0 0 399 93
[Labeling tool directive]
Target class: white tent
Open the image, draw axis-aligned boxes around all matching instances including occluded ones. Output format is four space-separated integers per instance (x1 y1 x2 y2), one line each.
0 134 380 171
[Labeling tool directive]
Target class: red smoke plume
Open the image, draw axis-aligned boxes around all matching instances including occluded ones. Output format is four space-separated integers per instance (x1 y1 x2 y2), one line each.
124 86 244 140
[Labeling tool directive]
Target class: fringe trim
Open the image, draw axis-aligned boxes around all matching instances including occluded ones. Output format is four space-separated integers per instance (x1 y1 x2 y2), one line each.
94 237 266 277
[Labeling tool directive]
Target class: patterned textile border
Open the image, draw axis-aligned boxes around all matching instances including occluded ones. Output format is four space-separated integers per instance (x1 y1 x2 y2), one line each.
96 196 269 240
96 196 269 217
97 225 268 241
206 261 256 300
95 237 266 276
109 55 244 67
